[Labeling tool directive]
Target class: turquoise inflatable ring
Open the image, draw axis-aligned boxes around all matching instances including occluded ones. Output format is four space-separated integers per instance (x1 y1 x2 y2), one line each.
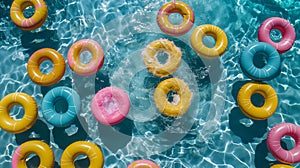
42 86 80 127
240 42 281 81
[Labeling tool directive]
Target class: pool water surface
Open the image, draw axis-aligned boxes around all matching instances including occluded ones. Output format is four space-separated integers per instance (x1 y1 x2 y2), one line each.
0 0 300 167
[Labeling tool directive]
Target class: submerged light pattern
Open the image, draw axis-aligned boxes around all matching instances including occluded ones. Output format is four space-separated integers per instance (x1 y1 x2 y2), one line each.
0 0 300 167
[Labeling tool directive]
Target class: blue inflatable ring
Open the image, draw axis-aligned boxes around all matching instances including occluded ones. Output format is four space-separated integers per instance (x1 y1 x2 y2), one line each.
42 86 80 127
240 42 281 81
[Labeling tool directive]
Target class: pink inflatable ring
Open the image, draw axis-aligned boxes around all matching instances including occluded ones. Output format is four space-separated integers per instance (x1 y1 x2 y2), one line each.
128 160 159 168
68 39 104 76
91 86 130 125
267 123 300 164
258 17 296 54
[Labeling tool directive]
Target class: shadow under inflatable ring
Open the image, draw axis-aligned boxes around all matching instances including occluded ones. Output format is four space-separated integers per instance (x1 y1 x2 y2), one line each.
240 42 281 81
237 82 278 120
60 141 104 168
12 140 54 168
142 39 182 77
0 92 37 134
27 48 66 86
42 86 80 127
154 78 192 117
10 0 48 31
157 1 194 36
190 24 228 59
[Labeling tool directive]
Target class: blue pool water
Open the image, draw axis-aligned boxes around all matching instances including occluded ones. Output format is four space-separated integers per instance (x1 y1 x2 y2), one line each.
0 0 300 167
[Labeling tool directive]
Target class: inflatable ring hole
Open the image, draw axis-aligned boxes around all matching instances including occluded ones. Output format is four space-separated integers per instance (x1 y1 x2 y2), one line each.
102 97 120 114
39 60 53 75
23 6 35 18
202 35 216 48
168 12 183 25
25 153 40 166
74 154 89 166
250 93 265 107
253 51 269 68
156 51 169 64
280 135 295 151
21 1 35 18
167 90 180 105
270 29 282 43
53 96 68 114
10 104 25 120
79 50 92 64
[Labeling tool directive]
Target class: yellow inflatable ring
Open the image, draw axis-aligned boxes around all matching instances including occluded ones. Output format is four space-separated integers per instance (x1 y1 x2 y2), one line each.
10 0 48 31
143 39 182 77
12 140 54 168
157 1 194 36
0 92 37 134
237 82 278 120
190 24 228 59
27 48 66 86
61 141 104 168
271 164 294 168
154 78 192 117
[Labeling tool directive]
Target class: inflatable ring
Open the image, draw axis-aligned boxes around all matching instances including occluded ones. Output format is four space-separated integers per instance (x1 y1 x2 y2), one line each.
143 39 182 77
61 141 104 168
128 160 159 168
12 140 54 168
157 1 194 36
10 0 48 31
0 92 37 134
68 39 104 76
42 86 80 127
267 123 300 164
91 86 130 125
240 42 281 81
27 48 65 86
271 164 294 168
258 17 296 54
237 82 278 120
154 78 192 117
190 24 228 59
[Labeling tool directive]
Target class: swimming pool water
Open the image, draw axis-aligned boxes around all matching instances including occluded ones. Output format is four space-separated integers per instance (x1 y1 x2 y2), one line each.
0 0 300 167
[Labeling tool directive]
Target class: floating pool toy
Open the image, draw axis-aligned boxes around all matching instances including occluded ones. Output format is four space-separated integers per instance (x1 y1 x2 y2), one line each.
10 0 48 31
42 86 80 127
237 82 278 120
190 24 228 59
128 160 159 168
91 86 130 125
143 39 182 77
61 141 104 168
68 39 104 76
0 92 37 134
154 78 192 117
258 17 296 54
27 48 65 86
267 123 300 164
157 1 194 36
271 164 294 168
240 42 281 81
12 140 54 168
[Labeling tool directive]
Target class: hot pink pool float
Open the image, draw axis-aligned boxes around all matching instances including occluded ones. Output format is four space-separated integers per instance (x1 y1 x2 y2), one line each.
267 123 300 164
91 86 130 125
258 17 296 54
